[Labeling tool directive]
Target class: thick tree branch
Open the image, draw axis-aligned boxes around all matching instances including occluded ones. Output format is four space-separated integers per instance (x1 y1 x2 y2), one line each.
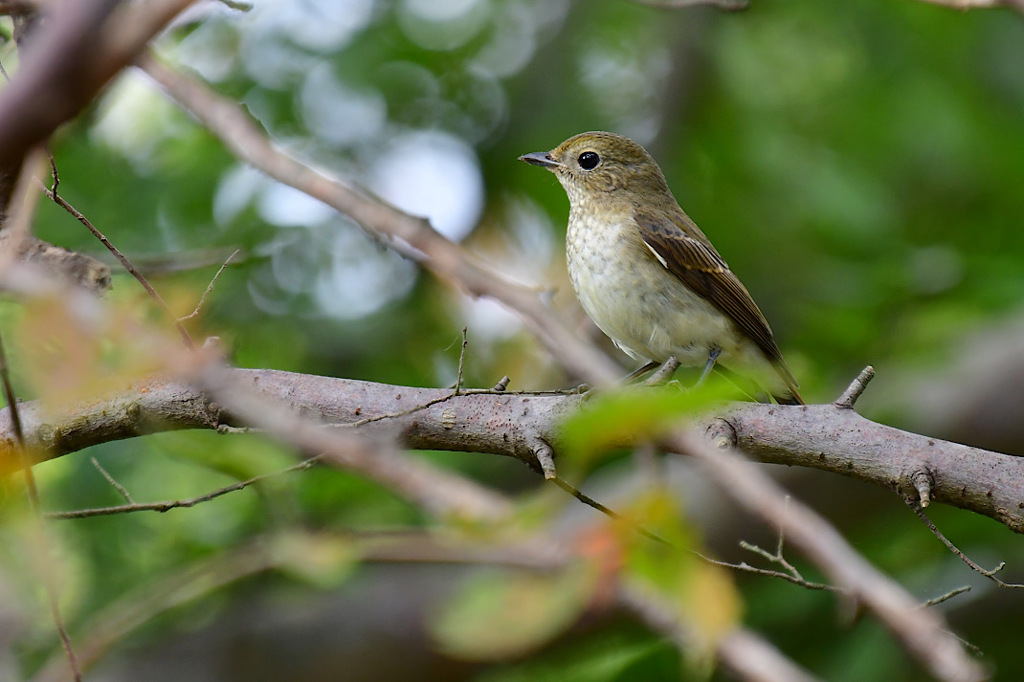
192 363 514 522
15 365 818 682
715 403 1024 533
3 368 1022 536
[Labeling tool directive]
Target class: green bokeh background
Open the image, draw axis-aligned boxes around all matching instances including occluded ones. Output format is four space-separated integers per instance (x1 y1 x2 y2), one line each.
3 0 1024 679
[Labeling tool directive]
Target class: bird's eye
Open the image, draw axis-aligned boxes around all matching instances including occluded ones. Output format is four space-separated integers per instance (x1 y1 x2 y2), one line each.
578 151 600 170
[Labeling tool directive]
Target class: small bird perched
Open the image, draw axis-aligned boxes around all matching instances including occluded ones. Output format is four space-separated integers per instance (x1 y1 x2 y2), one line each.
520 131 803 405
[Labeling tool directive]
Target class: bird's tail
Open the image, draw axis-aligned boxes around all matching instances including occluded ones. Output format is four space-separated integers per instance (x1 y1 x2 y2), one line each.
771 358 805 405
772 387 805 405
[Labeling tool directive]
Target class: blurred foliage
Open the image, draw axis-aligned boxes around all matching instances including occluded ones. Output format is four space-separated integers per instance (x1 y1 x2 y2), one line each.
2 0 1024 679
431 565 598 661
557 381 736 473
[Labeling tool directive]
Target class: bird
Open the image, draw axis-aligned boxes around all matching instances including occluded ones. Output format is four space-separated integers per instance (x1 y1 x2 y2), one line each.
519 131 803 405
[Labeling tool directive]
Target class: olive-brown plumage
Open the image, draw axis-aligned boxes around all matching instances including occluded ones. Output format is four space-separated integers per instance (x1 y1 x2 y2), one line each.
520 131 802 404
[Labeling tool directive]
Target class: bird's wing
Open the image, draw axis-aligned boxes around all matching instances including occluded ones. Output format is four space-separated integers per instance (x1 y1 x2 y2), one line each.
634 208 794 382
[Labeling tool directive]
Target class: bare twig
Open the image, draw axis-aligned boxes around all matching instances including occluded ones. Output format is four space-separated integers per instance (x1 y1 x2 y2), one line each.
698 506 842 593
50 457 320 519
698 551 839 592
177 248 240 322
89 456 134 504
454 327 468 395
922 586 972 608
833 365 875 408
905 497 1024 588
46 147 58 195
551 475 669 545
41 184 196 349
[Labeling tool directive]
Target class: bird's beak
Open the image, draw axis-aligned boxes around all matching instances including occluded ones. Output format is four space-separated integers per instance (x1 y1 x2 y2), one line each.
518 151 562 170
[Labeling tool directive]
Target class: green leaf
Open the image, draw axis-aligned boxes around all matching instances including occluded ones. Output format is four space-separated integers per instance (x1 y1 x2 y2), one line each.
558 382 734 470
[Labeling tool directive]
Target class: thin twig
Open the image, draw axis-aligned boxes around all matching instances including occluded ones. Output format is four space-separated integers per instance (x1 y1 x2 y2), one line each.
905 497 1024 588
833 365 875 408
697 551 840 592
46 147 59 196
551 476 669 545
49 456 321 519
90 456 135 504
740 540 808 583
922 586 972 608
40 184 196 350
693 507 843 593
455 326 468 395
177 248 240 322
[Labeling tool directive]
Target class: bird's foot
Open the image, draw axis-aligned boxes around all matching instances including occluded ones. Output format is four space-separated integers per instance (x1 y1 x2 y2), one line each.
695 347 722 387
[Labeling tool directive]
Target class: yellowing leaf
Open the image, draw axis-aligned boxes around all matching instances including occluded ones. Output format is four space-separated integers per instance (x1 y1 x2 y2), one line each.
617 491 742 657
431 565 596 661
15 291 183 410
271 531 358 588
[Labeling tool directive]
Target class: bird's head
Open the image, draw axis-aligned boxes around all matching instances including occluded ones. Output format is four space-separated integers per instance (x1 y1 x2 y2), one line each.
519 131 671 206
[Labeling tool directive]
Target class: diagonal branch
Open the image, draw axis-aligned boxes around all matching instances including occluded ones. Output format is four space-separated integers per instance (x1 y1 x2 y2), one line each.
680 428 985 682
0 0 198 214
137 54 623 387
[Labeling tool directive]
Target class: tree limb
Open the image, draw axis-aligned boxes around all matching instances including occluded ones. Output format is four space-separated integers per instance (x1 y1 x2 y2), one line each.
3 368 1022 535
679 429 985 682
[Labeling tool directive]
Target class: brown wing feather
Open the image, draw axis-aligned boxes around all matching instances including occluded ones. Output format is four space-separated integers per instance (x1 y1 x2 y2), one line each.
634 208 799 393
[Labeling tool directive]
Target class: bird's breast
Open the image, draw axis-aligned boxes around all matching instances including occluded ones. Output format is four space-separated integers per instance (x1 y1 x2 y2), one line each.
565 208 743 365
